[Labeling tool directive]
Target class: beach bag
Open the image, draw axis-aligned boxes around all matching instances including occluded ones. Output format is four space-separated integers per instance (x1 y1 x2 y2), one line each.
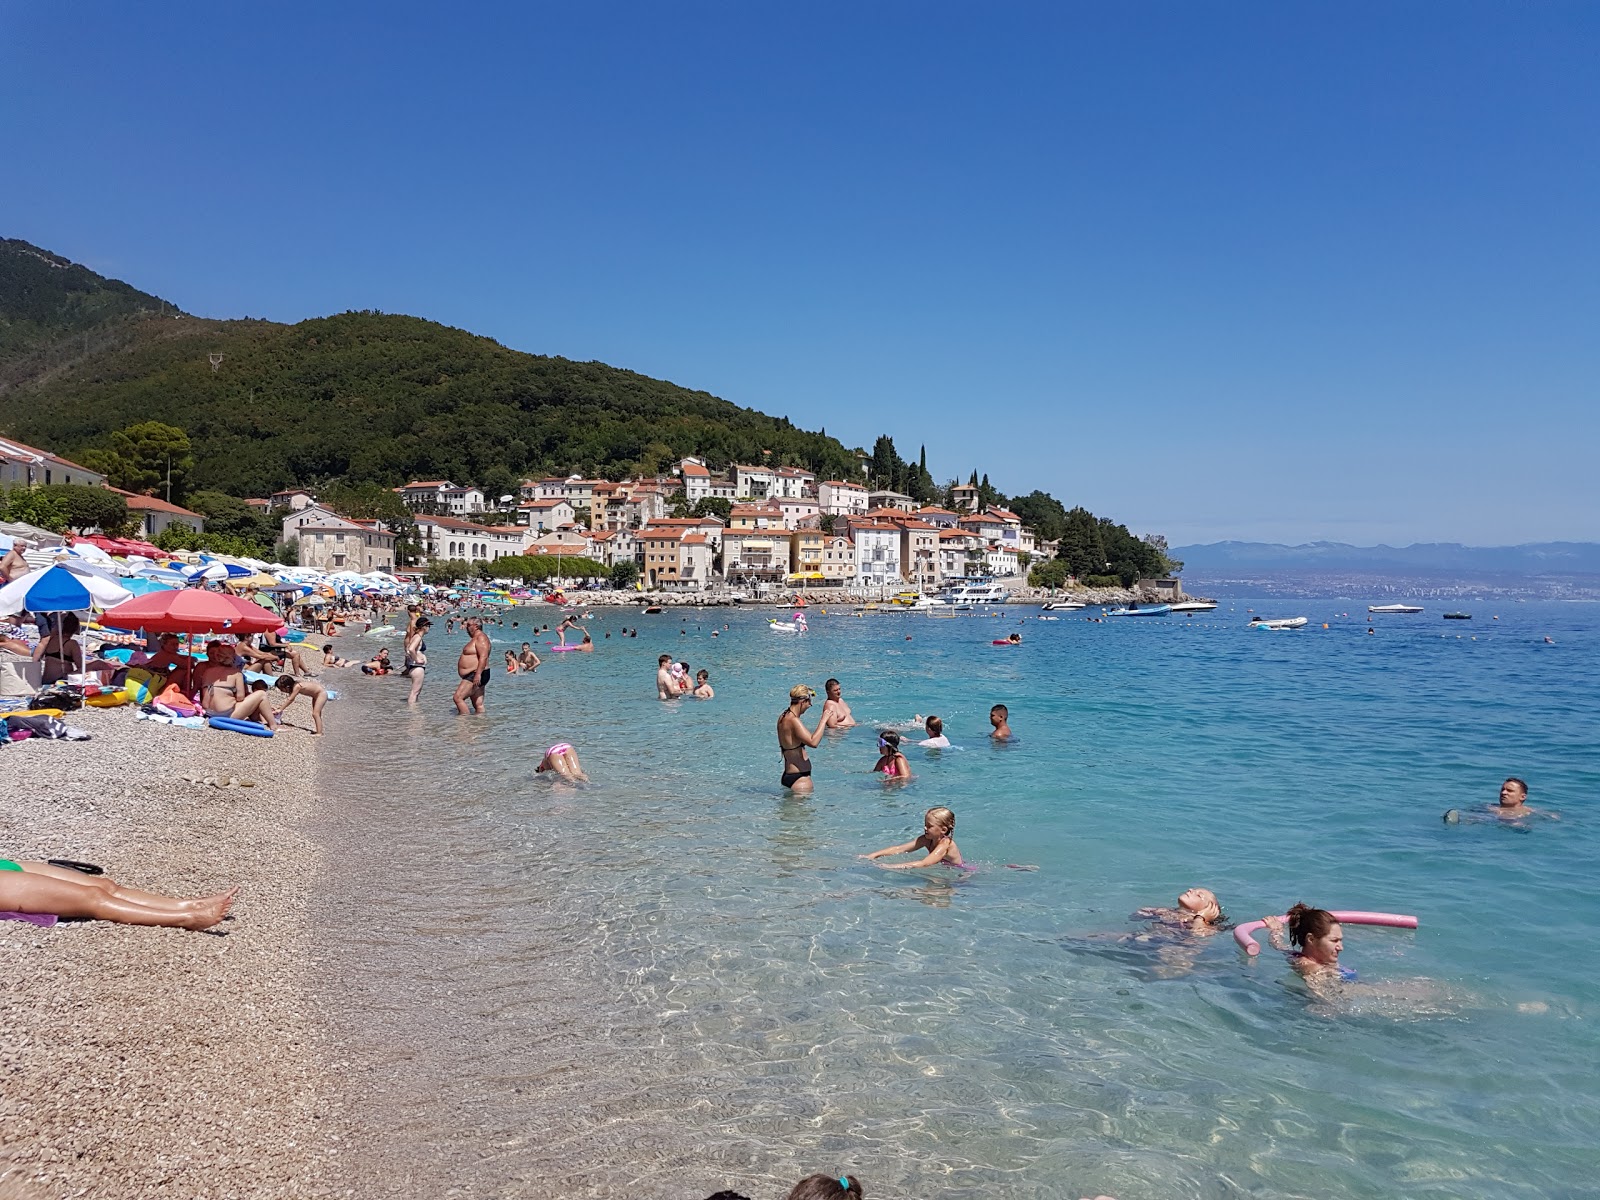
152 683 201 717
27 686 81 713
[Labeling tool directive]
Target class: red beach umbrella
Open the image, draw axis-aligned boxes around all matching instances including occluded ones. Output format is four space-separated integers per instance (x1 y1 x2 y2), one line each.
99 589 282 636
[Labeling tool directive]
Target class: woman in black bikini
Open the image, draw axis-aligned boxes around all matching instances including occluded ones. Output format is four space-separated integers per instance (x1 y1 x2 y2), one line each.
777 684 828 793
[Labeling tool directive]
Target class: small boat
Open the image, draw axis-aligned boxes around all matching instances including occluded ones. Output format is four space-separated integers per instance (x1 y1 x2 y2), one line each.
769 612 809 633
1168 600 1218 613
643 605 663 614
1106 604 1171 616
1369 604 1423 614
1443 612 1472 620
1249 616 1308 630
1040 600 1086 611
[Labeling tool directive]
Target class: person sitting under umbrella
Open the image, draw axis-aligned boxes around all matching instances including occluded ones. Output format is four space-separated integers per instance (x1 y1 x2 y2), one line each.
193 641 278 728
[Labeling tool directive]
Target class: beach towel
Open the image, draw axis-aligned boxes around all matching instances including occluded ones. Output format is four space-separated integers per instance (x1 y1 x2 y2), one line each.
4 713 90 741
0 911 57 927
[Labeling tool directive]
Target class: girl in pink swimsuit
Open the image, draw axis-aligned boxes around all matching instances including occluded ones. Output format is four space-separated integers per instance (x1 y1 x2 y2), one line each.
872 730 912 781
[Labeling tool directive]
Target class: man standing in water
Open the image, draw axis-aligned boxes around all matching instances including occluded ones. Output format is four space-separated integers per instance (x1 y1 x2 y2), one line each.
656 653 677 700
453 616 492 715
820 677 857 730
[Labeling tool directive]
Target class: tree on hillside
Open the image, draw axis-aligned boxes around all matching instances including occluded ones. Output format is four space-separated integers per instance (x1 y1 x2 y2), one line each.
81 421 193 500
692 496 731 522
479 465 520 509
867 435 904 495
40 484 129 535
977 472 1004 512
1056 507 1108 580
187 490 279 551
1008 490 1069 543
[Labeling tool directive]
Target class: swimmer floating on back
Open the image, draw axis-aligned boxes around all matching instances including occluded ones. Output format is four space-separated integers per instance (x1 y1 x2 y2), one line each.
861 807 961 869
1133 887 1227 935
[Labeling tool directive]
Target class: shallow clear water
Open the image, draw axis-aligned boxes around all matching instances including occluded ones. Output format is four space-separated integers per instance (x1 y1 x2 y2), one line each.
313 599 1600 1199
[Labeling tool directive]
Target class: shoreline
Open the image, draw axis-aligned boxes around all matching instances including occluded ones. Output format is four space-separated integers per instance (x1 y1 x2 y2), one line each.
0 705 346 1199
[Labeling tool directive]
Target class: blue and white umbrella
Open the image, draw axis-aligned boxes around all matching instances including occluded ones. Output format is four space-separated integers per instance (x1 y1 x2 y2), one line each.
0 562 132 616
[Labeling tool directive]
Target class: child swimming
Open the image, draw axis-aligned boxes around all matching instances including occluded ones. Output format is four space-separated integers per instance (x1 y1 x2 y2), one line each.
861 807 961 869
872 730 912 780
535 742 588 782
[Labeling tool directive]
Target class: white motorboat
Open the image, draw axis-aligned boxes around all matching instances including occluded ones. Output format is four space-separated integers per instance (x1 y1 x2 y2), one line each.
1249 616 1308 630
1040 600 1086 611
1368 604 1423 614
1106 604 1171 616
935 579 1013 607
1168 600 1217 613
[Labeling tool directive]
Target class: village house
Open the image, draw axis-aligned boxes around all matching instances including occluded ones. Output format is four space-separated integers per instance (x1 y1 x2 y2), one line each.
938 529 985 581
721 527 792 583
866 489 917 513
898 520 940 589
0 436 106 491
638 525 713 590
733 464 778 500
819 535 856 586
412 515 528 564
113 489 205 539
772 466 817 498
397 481 485 516
517 498 576 532
297 520 397 573
913 505 961 528
267 488 316 512
849 521 902 589
950 482 980 512
788 529 825 584
817 480 868 518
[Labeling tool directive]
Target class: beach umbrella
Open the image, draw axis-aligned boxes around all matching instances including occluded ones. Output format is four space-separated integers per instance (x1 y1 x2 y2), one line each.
0 562 133 616
119 576 177 597
62 541 115 566
99 589 282 636
133 565 191 586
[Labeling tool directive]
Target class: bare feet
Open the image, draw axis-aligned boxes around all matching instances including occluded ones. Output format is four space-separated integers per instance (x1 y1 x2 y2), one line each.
180 888 239 930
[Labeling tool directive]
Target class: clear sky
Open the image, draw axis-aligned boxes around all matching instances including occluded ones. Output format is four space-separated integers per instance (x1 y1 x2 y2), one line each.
2 2 1595 545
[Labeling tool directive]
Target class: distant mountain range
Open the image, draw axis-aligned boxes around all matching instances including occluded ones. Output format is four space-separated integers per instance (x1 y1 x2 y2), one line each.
1173 541 1600 576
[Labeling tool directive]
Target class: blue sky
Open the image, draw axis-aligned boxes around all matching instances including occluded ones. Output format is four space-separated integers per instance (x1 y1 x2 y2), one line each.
2 2 1596 545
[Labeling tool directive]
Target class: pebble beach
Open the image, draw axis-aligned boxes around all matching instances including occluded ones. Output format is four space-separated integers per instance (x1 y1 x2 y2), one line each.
0 707 346 1200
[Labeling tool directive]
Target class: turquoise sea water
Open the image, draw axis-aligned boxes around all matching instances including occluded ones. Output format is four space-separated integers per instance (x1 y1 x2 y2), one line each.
314 600 1599 1199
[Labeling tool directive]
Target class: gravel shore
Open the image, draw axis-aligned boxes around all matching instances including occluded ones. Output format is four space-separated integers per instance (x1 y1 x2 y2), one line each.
0 705 347 1200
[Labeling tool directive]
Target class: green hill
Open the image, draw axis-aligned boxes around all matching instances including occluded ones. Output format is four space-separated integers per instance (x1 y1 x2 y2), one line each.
0 241 859 498
0 238 177 361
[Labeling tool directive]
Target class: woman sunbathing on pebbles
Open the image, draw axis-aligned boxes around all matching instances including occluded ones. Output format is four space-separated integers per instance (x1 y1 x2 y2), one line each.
0 859 237 930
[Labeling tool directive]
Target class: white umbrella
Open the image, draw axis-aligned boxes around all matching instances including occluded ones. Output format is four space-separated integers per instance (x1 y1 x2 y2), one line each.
62 542 115 566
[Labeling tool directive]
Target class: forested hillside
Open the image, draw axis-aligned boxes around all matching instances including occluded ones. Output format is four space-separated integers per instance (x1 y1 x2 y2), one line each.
0 238 175 360
0 243 858 498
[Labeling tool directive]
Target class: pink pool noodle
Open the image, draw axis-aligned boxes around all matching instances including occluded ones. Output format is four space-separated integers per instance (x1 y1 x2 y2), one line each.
1234 910 1418 956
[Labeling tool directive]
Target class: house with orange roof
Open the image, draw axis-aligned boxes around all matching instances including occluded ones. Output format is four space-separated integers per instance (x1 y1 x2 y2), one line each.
0 436 106 491
517 498 576 532
413 515 529 565
914 505 961 528
897 519 940 588
107 487 205 539
867 489 916 513
950 482 980 513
